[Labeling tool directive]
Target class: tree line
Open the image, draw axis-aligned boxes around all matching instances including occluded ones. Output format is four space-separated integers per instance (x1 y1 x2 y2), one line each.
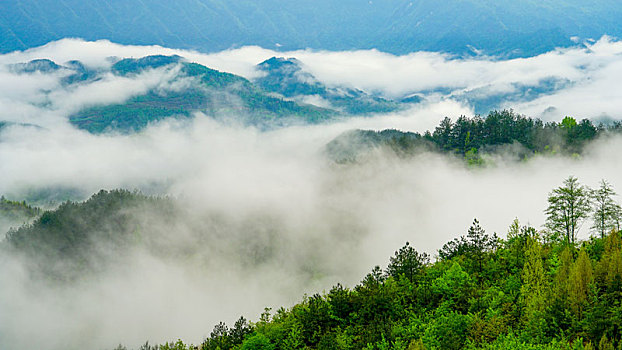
326 111 622 164
127 177 622 350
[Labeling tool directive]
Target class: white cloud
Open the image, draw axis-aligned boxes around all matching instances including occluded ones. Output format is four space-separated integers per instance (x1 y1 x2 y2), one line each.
2 38 622 350
5 37 622 121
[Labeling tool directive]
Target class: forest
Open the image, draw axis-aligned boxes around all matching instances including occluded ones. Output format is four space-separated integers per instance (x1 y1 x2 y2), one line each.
3 176 622 349
3 113 622 349
134 177 621 350
69 56 336 133
326 110 615 164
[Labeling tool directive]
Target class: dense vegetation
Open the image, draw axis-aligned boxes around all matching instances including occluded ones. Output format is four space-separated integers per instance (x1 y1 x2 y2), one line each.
69 56 336 133
2 0 621 57
4 189 177 280
4 179 622 349
0 196 40 234
111 177 622 350
255 57 402 115
0 196 40 220
326 111 616 164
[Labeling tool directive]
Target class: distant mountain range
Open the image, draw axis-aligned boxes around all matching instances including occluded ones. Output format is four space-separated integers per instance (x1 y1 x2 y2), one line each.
71 55 342 133
256 57 404 114
4 55 407 133
2 0 621 57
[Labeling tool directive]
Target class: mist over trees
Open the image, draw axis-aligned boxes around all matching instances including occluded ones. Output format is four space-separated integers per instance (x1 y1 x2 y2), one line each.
120 215 622 350
325 110 618 164
3 176 622 349
4 3 622 349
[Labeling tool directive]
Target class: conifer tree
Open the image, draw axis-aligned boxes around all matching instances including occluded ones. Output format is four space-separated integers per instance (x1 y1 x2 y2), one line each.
520 236 547 341
385 242 429 283
568 249 594 319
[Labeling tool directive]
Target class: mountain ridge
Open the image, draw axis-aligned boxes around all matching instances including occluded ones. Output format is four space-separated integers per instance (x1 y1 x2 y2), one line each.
2 0 622 57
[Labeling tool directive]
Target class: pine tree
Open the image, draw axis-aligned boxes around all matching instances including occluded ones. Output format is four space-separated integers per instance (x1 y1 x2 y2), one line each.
568 248 594 319
520 236 547 341
466 218 496 278
385 242 429 283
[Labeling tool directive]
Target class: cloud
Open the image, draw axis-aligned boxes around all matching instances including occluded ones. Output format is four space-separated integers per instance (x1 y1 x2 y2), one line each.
3 39 622 349
3 109 622 350
5 37 622 121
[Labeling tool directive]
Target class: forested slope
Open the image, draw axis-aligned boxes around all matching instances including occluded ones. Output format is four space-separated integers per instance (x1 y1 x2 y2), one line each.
145 178 622 349
4 179 622 349
326 111 614 164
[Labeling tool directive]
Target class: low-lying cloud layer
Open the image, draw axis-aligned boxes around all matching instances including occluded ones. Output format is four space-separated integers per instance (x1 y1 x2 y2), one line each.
4 37 622 120
3 39 622 349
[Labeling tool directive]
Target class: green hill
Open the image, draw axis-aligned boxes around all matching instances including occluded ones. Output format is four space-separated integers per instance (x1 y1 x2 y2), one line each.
255 57 404 115
4 190 176 281
68 56 337 133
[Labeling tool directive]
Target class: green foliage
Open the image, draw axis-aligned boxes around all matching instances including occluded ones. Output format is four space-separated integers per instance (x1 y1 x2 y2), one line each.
545 176 592 244
385 242 429 283
4 189 177 281
327 111 614 165
11 179 622 350
0 195 41 233
432 262 473 310
520 236 548 342
0 196 40 220
241 334 274 350
69 57 336 133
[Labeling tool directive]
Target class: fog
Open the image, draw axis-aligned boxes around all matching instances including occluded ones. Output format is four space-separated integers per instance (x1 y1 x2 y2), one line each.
2 39 622 349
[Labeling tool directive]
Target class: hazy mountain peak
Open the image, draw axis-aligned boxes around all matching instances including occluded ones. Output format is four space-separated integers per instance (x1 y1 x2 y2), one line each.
9 59 62 74
111 55 185 76
258 57 304 72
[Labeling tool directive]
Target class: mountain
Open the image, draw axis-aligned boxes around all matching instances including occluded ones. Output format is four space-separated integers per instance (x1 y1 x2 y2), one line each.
6 54 410 134
2 0 622 57
66 56 337 133
8 58 62 73
255 57 404 115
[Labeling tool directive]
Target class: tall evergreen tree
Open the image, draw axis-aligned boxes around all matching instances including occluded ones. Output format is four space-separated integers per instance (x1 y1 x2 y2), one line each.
568 249 594 319
520 236 548 342
385 241 429 283
466 218 495 277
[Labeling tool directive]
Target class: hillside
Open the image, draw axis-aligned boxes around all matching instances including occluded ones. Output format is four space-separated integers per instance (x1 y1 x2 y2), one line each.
255 57 403 115
184 218 622 350
6 181 622 350
2 1 622 57
3 190 177 280
325 111 611 164
0 196 40 237
56 55 338 133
